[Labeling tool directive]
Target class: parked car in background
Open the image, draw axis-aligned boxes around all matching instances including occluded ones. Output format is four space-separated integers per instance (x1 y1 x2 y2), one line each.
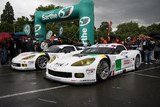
11 45 82 70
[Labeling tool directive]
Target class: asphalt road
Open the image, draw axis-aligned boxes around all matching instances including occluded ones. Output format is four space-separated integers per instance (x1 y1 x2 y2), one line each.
0 63 160 107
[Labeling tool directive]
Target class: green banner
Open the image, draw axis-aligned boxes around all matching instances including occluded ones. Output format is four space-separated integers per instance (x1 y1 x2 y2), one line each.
34 0 94 45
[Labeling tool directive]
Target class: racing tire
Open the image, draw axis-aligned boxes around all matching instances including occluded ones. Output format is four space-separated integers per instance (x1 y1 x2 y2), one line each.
96 60 110 82
135 55 141 70
35 56 49 70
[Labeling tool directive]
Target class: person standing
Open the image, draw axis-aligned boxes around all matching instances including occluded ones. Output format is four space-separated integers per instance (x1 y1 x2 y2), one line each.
100 37 107 44
143 37 154 64
0 41 8 65
8 38 16 59
154 41 160 62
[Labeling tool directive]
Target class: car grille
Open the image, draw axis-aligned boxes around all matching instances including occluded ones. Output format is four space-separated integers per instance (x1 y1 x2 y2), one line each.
48 69 72 78
12 63 21 67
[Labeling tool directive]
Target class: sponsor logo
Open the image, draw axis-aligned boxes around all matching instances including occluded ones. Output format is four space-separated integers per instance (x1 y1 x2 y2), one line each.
28 61 34 65
81 28 88 45
58 6 74 18
80 17 91 45
46 30 53 39
35 24 41 32
54 63 68 67
115 59 122 71
80 79 96 82
42 12 58 20
79 16 91 27
23 24 30 35
123 59 130 65
86 68 95 75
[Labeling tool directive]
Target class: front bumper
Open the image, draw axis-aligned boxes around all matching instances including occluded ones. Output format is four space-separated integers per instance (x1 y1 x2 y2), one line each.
45 66 97 84
11 60 36 70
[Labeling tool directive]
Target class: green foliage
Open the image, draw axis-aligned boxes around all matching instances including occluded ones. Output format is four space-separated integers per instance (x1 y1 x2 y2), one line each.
113 22 160 40
0 2 15 32
147 23 160 34
115 21 140 40
139 25 147 35
14 16 30 32
36 5 62 11
96 22 108 38
1 2 15 24
0 22 13 32
46 20 79 39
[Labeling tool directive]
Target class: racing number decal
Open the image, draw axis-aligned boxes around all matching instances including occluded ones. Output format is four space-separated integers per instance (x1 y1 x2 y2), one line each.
115 59 122 71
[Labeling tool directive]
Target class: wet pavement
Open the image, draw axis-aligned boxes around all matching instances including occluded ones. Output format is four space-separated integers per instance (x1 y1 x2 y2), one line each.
0 63 160 107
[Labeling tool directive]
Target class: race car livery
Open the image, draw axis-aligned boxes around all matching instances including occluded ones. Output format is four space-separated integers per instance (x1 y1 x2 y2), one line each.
46 43 142 84
11 45 82 70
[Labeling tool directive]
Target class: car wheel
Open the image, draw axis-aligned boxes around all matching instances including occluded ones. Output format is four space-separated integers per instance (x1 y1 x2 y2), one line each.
96 60 110 81
36 56 49 70
135 55 140 70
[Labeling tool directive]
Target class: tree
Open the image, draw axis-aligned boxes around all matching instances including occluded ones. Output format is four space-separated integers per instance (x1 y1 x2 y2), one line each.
96 22 108 38
15 16 30 32
115 21 140 40
36 5 62 11
1 2 15 24
139 26 147 35
0 2 15 32
147 23 160 34
0 22 13 32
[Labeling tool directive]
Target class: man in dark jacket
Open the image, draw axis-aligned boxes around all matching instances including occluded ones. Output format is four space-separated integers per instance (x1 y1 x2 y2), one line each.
143 38 154 64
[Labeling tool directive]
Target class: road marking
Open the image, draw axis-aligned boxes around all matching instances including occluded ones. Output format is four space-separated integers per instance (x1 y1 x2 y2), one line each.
134 73 160 79
130 65 160 79
38 98 56 104
135 65 160 73
0 85 68 99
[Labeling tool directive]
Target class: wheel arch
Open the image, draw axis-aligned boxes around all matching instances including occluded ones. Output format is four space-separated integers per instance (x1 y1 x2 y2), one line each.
100 56 111 70
35 55 50 70
96 56 111 82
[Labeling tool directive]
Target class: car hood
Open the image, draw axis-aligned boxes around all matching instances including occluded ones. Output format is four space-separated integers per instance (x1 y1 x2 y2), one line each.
49 54 107 66
13 52 42 60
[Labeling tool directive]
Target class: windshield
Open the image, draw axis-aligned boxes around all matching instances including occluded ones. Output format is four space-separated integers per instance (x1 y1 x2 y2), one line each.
45 46 61 53
81 47 115 54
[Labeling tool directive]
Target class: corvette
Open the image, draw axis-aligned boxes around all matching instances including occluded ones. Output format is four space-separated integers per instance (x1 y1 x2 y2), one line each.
46 43 142 84
11 45 82 70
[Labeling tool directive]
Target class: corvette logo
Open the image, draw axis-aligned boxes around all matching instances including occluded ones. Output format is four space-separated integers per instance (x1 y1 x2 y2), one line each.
80 16 91 26
54 63 69 67
58 6 74 18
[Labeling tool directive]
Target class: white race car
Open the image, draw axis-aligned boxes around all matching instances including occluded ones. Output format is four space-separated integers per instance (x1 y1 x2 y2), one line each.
46 43 142 84
11 45 82 70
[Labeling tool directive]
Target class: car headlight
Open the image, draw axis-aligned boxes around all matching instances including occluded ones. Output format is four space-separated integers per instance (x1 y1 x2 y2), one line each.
22 55 35 60
71 58 95 66
48 56 56 63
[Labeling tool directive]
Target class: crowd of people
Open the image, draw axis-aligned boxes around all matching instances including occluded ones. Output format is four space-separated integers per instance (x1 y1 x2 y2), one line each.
124 35 160 64
0 35 160 65
0 38 35 64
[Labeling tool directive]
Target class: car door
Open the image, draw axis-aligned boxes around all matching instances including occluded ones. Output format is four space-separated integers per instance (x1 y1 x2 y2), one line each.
114 45 129 72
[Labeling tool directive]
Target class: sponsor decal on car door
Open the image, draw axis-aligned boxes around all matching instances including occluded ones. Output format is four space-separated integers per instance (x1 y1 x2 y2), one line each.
115 59 122 71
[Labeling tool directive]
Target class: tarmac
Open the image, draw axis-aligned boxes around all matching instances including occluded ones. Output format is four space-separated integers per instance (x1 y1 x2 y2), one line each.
0 62 160 107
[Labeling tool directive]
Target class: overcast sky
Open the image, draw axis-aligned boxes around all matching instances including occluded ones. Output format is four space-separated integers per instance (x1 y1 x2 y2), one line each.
0 0 160 28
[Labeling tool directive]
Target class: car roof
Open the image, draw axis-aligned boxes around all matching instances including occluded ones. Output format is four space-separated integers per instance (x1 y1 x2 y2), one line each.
91 43 123 48
49 45 74 49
